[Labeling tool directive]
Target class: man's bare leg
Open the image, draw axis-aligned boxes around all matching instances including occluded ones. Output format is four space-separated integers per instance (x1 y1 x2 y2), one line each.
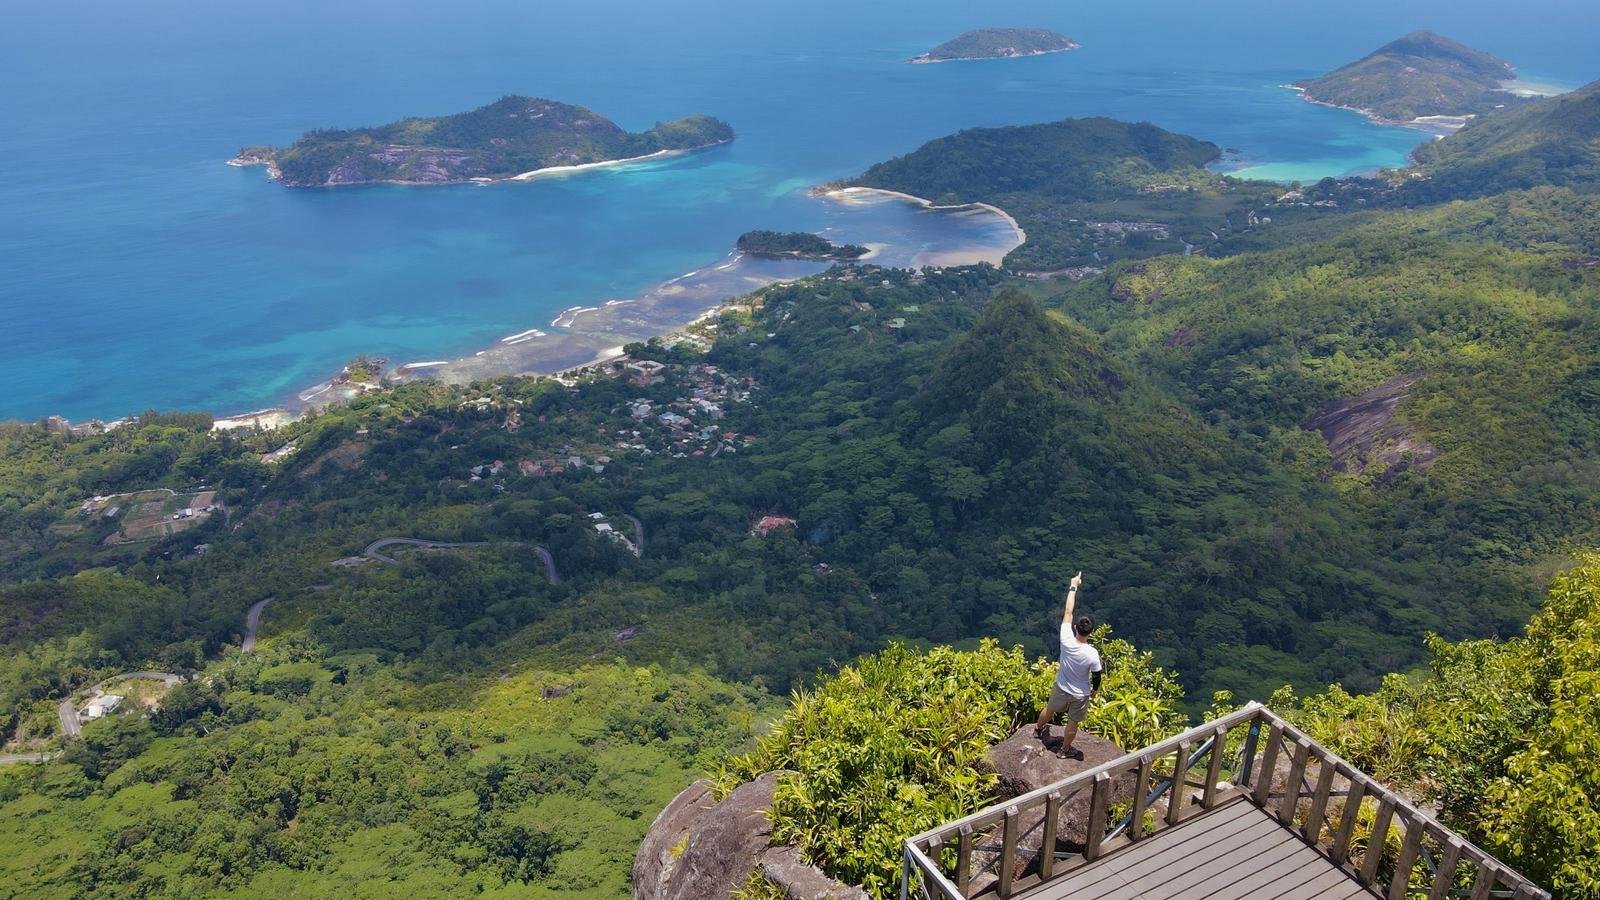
1061 721 1080 754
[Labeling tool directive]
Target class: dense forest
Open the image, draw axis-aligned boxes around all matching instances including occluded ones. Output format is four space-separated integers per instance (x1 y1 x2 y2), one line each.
252 96 733 187
735 230 868 261
5 80 1600 897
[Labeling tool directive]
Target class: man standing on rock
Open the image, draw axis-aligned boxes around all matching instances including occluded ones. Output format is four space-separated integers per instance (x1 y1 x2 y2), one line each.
1033 571 1102 760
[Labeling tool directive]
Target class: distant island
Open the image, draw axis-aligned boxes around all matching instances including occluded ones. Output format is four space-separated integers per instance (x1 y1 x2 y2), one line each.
910 28 1078 64
1291 30 1531 126
230 95 733 187
735 230 869 261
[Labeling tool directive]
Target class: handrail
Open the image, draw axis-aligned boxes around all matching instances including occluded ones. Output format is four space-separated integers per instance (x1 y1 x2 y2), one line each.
901 704 1550 900
1104 733 1216 842
903 702 1265 848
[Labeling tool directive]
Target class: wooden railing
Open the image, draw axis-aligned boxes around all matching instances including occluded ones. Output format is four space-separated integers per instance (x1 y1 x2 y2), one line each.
901 704 1549 900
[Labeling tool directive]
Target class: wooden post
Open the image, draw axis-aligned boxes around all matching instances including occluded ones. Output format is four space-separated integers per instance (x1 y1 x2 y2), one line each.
998 807 1019 897
1302 760 1337 843
1202 726 1227 809
1239 716 1262 790
1329 778 1366 866
956 825 972 897
1039 792 1060 881
1359 797 1396 885
1467 864 1499 900
1167 741 1190 826
1252 725 1284 806
1278 738 1310 824
1428 837 1464 900
1131 755 1152 841
1387 814 1425 900
1085 772 1111 861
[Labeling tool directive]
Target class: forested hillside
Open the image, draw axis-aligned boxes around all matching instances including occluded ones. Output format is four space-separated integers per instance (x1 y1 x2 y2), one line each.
1409 80 1600 200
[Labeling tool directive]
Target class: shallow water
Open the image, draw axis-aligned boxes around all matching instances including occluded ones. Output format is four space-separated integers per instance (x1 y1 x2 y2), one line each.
2 0 1593 421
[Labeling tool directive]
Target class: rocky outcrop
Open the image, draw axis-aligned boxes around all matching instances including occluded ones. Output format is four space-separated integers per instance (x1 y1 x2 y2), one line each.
757 845 869 900
1304 372 1439 478
633 778 716 900
956 725 1134 892
634 772 868 900
983 725 1135 845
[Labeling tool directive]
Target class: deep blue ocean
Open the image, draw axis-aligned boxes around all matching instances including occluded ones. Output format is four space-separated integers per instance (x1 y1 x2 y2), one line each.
3 0 1594 422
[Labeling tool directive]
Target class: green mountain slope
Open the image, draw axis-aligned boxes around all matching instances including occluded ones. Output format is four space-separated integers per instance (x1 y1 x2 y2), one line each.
1408 80 1600 200
1293 29 1520 121
245 96 733 187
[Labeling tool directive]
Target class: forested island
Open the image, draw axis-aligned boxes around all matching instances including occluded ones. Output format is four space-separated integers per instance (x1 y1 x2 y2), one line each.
7 64 1600 900
1293 30 1527 124
847 116 1278 270
910 27 1078 63
735 230 869 261
230 95 734 187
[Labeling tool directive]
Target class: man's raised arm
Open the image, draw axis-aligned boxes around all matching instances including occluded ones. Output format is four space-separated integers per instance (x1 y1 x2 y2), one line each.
1062 571 1084 624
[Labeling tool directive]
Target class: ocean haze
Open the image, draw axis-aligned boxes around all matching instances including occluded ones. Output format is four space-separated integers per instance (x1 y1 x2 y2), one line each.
2 0 1593 421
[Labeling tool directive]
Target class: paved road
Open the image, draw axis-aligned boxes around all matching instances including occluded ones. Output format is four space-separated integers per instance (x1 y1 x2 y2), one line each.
532 545 560 584
624 515 645 558
363 537 489 565
363 538 558 584
0 752 61 765
57 698 79 738
242 597 275 652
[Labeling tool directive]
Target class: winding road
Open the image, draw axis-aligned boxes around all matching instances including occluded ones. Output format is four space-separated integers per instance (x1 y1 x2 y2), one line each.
624 514 645 557
241 597 276 652
362 538 559 584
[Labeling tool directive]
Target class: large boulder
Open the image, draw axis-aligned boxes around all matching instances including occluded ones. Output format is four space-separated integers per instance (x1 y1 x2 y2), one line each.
634 771 786 900
633 778 716 900
758 844 869 900
962 725 1135 889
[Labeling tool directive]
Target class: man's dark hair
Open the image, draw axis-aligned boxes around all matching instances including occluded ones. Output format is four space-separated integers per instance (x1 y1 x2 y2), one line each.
1074 614 1094 638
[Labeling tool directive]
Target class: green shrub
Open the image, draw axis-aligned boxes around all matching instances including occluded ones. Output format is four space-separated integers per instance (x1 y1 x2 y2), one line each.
1283 552 1600 898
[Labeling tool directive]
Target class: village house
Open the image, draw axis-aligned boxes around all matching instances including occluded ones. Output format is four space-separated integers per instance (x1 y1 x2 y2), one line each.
81 695 123 719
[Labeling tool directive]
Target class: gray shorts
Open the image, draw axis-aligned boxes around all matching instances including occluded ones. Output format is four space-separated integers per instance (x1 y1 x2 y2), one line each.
1045 684 1092 723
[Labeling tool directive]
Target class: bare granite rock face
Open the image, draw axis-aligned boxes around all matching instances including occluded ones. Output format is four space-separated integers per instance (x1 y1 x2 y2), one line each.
632 778 716 900
758 845 869 900
1304 372 1438 477
634 772 786 900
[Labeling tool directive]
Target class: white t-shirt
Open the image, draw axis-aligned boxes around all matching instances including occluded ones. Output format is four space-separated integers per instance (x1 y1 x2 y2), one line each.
1056 621 1103 698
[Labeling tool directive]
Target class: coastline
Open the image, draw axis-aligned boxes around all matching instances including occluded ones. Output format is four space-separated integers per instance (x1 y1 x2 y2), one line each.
227 140 729 188
820 186 1027 254
1282 85 1471 135
910 44 1078 64
202 189 1024 431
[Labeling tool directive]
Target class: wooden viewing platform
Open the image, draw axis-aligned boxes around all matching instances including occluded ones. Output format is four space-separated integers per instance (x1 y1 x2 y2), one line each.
902 704 1548 900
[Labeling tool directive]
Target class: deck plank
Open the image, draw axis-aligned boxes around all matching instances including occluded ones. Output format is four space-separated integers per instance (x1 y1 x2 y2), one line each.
1017 800 1363 900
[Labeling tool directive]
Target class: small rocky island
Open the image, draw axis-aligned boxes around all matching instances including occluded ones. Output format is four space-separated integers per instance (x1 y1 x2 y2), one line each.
1292 30 1529 125
911 28 1078 64
230 95 733 187
735 230 868 261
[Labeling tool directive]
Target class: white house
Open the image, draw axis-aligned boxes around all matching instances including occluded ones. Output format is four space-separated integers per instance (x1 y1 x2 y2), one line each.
81 695 124 719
